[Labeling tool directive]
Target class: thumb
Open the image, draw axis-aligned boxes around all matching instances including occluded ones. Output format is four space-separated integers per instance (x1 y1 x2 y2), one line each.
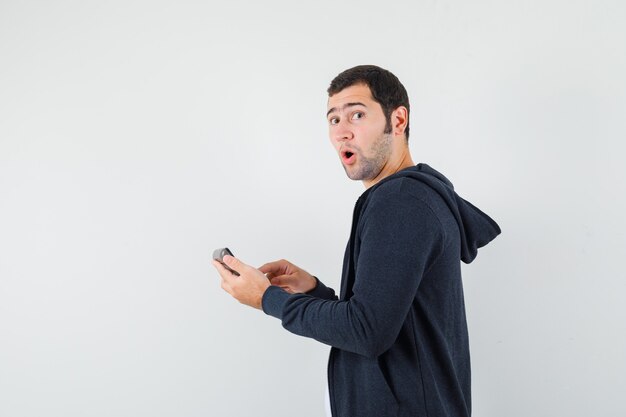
269 274 289 286
223 255 246 271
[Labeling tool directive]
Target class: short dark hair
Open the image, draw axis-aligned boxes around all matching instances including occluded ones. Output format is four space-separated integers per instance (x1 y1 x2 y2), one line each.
327 65 410 141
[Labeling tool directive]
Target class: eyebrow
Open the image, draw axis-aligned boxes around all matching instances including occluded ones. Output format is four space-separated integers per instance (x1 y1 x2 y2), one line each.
326 102 368 118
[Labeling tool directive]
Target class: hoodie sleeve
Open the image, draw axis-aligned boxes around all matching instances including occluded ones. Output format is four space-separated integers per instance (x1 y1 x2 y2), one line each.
262 184 445 358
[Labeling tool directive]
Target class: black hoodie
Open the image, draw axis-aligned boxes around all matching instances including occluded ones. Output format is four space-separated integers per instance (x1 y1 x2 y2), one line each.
262 163 501 417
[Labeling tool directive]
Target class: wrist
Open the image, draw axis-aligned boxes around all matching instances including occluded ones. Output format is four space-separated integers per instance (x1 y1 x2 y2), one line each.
305 276 319 293
258 281 272 310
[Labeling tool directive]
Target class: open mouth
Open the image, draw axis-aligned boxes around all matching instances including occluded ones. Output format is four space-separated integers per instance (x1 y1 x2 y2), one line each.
341 150 356 164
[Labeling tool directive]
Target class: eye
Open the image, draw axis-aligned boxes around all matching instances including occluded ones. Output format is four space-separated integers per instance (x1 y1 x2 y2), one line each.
351 111 364 120
329 116 339 125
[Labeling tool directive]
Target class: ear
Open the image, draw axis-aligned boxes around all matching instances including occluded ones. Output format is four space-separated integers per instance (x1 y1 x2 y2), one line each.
391 106 408 139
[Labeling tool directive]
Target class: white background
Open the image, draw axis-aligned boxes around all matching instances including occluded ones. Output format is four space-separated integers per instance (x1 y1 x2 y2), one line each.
1 1 625 416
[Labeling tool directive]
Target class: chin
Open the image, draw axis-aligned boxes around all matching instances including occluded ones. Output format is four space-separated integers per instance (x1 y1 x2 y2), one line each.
342 165 364 181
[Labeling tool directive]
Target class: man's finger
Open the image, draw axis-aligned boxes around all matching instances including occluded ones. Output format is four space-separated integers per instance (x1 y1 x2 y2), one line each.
220 278 233 295
212 260 236 283
258 260 283 274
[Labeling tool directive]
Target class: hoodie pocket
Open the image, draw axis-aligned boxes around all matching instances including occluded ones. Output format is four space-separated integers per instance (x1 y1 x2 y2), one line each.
363 362 400 417
377 356 400 407
333 350 400 417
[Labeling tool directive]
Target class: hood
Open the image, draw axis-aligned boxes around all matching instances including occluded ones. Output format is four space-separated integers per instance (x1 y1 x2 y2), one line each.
372 163 501 264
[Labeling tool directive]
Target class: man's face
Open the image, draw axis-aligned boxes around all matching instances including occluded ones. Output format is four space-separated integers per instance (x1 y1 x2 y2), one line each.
326 83 393 183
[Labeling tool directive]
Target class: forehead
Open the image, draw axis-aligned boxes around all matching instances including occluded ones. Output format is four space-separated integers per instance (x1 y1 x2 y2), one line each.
327 83 377 112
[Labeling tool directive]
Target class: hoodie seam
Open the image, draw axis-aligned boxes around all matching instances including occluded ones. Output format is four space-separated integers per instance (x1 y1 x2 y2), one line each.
411 198 446 277
409 309 430 417
397 180 448 272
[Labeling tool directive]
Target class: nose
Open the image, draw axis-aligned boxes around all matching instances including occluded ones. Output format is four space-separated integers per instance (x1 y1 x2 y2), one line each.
332 120 354 143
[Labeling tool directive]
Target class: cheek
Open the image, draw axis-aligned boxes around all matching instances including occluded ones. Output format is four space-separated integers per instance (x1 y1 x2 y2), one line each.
354 127 373 147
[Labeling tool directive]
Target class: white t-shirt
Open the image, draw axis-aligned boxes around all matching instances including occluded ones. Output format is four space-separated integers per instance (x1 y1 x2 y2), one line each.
324 382 332 417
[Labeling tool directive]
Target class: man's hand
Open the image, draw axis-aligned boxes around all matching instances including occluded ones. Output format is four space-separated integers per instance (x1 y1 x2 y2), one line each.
213 255 271 310
259 259 317 294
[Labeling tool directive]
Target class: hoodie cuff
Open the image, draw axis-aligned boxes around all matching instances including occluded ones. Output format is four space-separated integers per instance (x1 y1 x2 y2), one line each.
261 285 291 319
305 276 336 300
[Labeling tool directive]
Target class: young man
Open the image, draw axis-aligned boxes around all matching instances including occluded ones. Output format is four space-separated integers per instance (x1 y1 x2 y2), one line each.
213 65 501 417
